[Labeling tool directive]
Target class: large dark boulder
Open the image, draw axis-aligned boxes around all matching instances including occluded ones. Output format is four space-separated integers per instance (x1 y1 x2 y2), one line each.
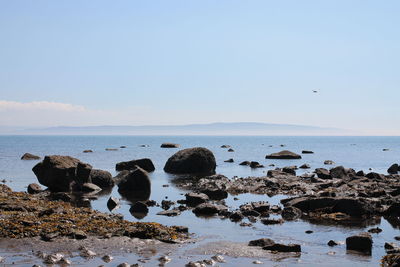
315 168 332 179
32 155 92 192
263 243 301 252
265 150 301 159
116 158 155 172
89 169 114 188
346 232 372 254
164 147 216 175
388 164 399 174
117 167 151 201
21 153 41 160
330 166 347 178
249 238 275 247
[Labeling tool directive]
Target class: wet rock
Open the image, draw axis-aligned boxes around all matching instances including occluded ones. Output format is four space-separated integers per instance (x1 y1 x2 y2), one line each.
395 236 400 241
130 201 149 214
116 158 155 172
302 150 314 154
248 238 275 247
305 230 313 234
239 161 251 166
267 169 290 178
263 243 301 252
105 148 118 151
299 164 311 169
83 150 93 153
253 260 263 264
21 153 41 160
69 229 87 240
250 161 264 168
221 145 231 148
252 201 270 213
107 196 120 211
368 227 382 233
211 255 226 263
40 232 59 241
185 192 209 206
157 209 181 217
328 240 339 246
43 253 64 264
27 183 43 194
282 206 302 220
282 167 296 176
117 167 151 201
102 255 114 263
193 203 227 216
161 200 175 210
200 189 228 200
261 218 284 225
158 256 171 264
382 254 400 266
384 203 400 217
230 212 244 222
164 147 216 175
366 172 384 180
385 242 399 251
228 148 235 152
265 150 301 159
80 183 102 193
32 155 93 192
161 143 179 148
186 262 206 267
330 166 347 179
346 232 372 254
315 168 332 179
224 158 234 163
90 169 114 188
324 160 335 165
356 170 365 176
388 164 399 174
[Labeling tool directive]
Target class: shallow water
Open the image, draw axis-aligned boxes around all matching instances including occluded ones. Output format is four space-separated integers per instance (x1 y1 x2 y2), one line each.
0 135 399 266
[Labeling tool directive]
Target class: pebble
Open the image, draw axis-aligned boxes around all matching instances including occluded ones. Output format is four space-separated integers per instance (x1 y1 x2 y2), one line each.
102 255 114 263
253 260 263 264
158 256 172 263
211 255 226 263
305 230 313 234
43 253 64 264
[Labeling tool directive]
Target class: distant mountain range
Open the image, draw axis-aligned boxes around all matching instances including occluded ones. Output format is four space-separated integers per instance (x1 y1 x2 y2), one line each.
0 122 352 135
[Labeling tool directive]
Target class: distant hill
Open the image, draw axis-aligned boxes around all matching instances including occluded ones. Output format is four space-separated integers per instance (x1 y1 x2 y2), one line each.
0 122 351 135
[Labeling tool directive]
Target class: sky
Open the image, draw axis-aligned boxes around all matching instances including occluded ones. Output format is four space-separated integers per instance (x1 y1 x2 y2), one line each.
0 1 399 135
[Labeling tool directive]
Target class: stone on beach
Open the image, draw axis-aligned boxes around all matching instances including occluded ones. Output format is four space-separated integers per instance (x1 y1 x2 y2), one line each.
164 147 216 175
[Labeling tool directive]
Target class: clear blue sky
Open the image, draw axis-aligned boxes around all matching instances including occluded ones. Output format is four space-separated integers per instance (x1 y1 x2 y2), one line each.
0 1 399 134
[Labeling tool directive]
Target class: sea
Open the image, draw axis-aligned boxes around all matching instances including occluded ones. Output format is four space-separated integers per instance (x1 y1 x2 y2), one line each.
0 135 399 266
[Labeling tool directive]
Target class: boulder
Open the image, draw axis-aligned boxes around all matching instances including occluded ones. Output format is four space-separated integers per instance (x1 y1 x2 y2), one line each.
366 172 384 180
388 164 399 174
346 232 372 254
117 167 151 201
116 158 155 172
263 243 301 252
330 166 347 179
248 238 275 247
90 169 114 188
164 147 216 175
265 150 301 159
193 203 227 216
239 161 250 166
21 153 41 160
282 167 296 176
32 155 92 192
299 164 311 169
185 192 209 206
107 196 119 211
27 183 42 194
250 161 264 168
200 189 228 200
161 143 179 148
282 206 302 220
315 168 331 179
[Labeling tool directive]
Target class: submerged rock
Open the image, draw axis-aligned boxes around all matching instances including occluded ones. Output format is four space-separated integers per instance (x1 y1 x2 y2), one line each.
302 150 314 154
161 143 180 148
116 158 155 172
164 147 216 175
21 153 41 160
263 243 301 252
248 238 275 247
265 150 301 159
224 158 234 163
185 192 209 206
193 203 227 216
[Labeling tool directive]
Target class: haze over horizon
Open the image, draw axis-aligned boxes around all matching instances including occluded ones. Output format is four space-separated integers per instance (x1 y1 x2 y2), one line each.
1 1 400 135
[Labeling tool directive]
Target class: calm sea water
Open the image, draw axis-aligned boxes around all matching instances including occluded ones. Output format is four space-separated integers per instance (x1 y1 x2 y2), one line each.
0 135 399 266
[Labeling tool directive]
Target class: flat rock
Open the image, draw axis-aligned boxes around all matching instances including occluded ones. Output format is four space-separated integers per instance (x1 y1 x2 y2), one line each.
21 153 41 160
265 150 301 159
116 158 155 172
263 243 301 252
